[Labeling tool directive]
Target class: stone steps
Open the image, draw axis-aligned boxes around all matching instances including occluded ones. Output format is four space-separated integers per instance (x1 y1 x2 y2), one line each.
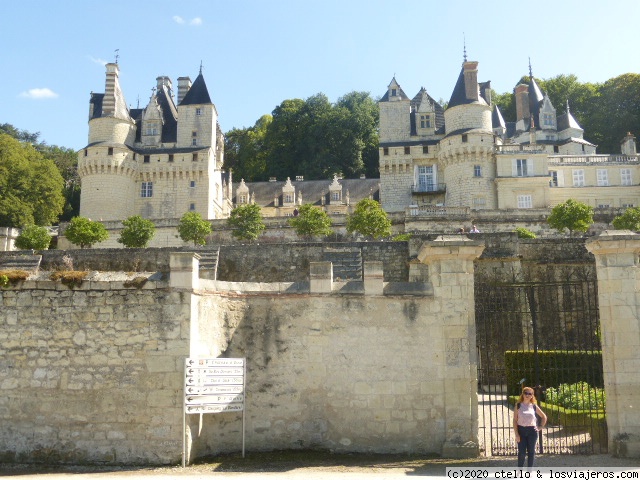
322 247 362 281
198 249 219 280
0 254 42 273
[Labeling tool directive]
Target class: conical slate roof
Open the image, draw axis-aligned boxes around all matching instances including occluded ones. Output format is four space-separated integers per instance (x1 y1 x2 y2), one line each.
179 73 212 105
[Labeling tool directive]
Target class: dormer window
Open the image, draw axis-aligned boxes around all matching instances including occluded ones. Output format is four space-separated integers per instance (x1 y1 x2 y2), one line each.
391 88 397 97
543 114 554 127
420 115 431 128
331 191 341 202
285 193 294 203
239 194 247 204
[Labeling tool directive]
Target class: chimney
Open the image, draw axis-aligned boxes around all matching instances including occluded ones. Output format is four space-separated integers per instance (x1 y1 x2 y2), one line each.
621 132 637 156
479 81 491 105
102 63 119 116
177 77 192 105
156 76 173 96
463 61 479 102
515 84 530 122
529 115 537 145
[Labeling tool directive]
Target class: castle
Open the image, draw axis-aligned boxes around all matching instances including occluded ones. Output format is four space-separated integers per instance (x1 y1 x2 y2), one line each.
78 63 233 222
379 60 639 214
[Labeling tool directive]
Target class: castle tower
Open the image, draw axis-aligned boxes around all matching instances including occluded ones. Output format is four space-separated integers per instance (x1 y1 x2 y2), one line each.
79 62 138 221
439 60 496 209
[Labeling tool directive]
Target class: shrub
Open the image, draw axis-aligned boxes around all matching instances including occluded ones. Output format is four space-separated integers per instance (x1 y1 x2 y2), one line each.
392 233 412 241
546 381 606 410
64 217 109 248
227 204 266 241
15 224 51 250
515 227 536 239
612 206 640 231
117 215 156 248
346 198 392 239
547 199 594 236
288 204 332 238
177 212 212 246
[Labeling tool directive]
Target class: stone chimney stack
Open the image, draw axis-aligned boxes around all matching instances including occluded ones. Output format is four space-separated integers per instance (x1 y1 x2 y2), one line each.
177 77 192 105
156 76 173 96
621 132 637 156
515 84 530 122
102 63 119 116
463 61 479 102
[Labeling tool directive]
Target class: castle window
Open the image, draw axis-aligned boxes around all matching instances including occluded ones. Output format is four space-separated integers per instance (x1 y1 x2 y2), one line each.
168 154 174 162
239 194 247 204
422 145 429 154
474 165 482 177
192 138 197 146
84 149 88 157
515 159 529 177
597 202 610 208
473 197 486 206
391 88 397 97
189 203 196 211
416 165 435 192
192 131 197 137
543 114 554 126
420 115 431 128
550 171 558 187
621 169 632 186
192 153 198 161
196 108 202 116
572 169 585 187
597 169 609 186
141 182 153 198
554 145 559 153
404 146 410 155
108 147 113 156
190 180 196 188
462 134 468 143
517 195 532 209
285 193 294 203
383 147 389 156
144 155 150 163
331 191 341 202
622 203 635 208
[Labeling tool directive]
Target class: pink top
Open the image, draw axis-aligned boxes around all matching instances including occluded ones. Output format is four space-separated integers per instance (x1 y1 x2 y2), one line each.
517 403 537 427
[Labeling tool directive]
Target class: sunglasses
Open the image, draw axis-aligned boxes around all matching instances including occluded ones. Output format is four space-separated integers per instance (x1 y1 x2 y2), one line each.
523 392 533 396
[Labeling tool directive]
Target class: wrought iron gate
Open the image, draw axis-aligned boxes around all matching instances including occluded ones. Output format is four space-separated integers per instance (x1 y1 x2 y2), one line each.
476 278 606 455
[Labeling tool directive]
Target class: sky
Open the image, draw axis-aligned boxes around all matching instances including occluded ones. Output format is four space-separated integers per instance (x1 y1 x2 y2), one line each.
1 0 639 151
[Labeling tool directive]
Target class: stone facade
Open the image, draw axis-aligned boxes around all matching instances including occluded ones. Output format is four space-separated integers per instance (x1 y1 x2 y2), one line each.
78 63 232 223
379 61 640 214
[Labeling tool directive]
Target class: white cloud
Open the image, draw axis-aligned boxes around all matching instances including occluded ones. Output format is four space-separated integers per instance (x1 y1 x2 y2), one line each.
174 15 202 26
88 55 108 66
189 17 202 26
173 15 185 24
19 88 59 99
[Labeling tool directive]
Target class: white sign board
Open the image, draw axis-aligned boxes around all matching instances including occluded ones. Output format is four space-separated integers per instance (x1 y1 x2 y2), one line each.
183 357 246 466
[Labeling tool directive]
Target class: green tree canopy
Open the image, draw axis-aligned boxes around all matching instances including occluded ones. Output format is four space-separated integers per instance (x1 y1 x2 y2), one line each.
227 203 266 241
64 216 109 248
15 224 51 250
177 212 212 246
288 204 333 238
547 199 594 236
346 198 392 239
612 207 640 231
0 133 65 227
117 215 156 248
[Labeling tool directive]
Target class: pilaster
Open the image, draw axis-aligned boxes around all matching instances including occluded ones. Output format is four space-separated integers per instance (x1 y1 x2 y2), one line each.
417 236 485 458
586 231 640 458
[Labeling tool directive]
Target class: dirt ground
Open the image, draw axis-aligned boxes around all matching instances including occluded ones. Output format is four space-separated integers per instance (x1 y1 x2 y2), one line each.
1 451 640 478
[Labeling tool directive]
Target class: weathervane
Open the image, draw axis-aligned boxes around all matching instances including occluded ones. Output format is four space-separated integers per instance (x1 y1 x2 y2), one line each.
463 33 467 62
199 60 203 75
115 49 120 64
529 57 533 79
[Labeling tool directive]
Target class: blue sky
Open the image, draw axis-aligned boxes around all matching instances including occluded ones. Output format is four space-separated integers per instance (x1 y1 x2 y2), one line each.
1 0 639 150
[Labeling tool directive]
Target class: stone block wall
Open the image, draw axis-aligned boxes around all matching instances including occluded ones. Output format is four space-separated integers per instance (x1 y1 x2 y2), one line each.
0 275 190 464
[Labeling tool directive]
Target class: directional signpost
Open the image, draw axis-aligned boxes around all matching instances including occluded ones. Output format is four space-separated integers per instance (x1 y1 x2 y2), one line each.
182 357 246 467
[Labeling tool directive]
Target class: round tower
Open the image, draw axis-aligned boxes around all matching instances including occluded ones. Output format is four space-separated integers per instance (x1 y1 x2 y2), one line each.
78 62 139 221
438 61 497 209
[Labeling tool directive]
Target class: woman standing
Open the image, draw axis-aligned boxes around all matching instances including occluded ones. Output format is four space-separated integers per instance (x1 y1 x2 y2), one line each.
513 386 547 467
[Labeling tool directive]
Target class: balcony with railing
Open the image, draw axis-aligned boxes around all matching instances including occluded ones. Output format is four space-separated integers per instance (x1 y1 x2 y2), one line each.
548 154 640 165
495 144 547 154
411 183 446 195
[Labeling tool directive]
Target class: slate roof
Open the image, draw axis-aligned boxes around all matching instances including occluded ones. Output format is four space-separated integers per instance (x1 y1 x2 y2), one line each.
89 93 104 119
156 85 178 143
528 77 545 121
557 111 583 131
233 178 381 207
447 67 489 108
410 88 446 132
179 73 212 105
379 77 410 102
492 105 506 129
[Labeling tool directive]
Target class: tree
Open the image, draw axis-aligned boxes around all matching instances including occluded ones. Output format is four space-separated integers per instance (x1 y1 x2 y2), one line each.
177 212 212 246
117 215 156 248
14 224 51 250
64 216 109 248
227 204 266 241
0 133 65 227
547 199 594 236
612 207 640 231
346 198 392 239
288 204 333 238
